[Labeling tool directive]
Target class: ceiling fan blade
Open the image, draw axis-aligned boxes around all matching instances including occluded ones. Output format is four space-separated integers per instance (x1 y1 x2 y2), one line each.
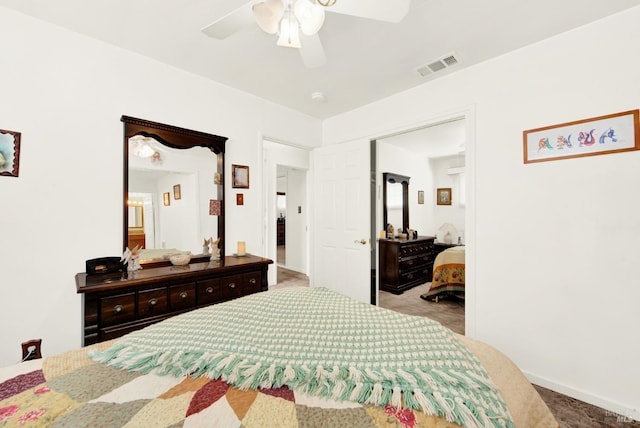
299 33 326 68
322 0 410 23
201 2 254 39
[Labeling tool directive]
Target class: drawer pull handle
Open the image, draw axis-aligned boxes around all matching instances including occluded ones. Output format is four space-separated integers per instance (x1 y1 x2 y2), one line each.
179 291 188 299
206 287 214 294
249 278 256 285
228 282 236 289
148 298 158 307
113 304 124 314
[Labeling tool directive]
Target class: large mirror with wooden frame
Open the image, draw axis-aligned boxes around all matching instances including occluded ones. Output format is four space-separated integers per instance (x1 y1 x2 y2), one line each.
122 116 227 266
382 172 410 237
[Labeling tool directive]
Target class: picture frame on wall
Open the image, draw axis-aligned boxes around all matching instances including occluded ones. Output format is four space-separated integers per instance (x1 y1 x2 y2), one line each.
436 188 452 205
163 192 170 206
418 190 424 204
232 164 249 188
173 184 181 200
523 109 640 164
0 129 21 177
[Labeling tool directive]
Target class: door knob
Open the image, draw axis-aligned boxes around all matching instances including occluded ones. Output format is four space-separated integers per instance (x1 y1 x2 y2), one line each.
354 239 368 245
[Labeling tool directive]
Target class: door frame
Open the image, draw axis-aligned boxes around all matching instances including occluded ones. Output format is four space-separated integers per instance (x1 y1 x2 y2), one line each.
370 106 476 337
261 137 311 286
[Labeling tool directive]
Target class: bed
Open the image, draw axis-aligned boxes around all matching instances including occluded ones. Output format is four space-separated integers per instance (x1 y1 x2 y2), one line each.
0 287 556 427
422 246 466 302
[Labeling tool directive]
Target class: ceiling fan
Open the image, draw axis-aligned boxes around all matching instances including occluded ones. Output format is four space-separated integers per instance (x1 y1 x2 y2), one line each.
201 0 411 68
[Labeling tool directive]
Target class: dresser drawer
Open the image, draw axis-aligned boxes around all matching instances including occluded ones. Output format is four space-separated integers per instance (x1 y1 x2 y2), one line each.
218 274 244 301
138 287 168 318
241 271 261 295
197 278 221 305
399 266 431 286
100 293 135 326
399 242 434 258
169 283 196 310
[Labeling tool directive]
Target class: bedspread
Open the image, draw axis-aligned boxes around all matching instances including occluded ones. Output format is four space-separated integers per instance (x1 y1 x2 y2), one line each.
0 287 557 428
0 338 557 428
422 247 465 301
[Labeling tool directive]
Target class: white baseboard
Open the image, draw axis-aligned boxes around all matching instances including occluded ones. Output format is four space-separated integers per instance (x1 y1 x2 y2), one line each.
524 372 639 422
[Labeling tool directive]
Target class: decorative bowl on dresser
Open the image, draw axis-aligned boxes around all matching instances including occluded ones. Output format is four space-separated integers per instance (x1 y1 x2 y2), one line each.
378 236 435 294
76 254 272 346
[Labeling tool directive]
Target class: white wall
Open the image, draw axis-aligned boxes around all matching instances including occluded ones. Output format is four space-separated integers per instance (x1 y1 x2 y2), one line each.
430 156 465 243
324 7 640 420
0 7 321 366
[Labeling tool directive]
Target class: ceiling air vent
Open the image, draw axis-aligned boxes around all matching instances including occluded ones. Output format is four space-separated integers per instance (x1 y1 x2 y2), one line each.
416 52 460 77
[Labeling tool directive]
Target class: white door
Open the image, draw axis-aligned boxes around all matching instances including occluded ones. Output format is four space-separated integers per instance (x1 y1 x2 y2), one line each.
312 139 371 303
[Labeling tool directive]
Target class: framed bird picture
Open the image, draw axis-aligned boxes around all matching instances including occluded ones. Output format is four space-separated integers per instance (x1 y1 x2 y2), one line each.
523 109 640 164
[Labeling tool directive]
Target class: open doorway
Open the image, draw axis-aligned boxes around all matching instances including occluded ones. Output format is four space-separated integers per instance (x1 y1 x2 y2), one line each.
275 165 307 271
375 117 467 334
262 140 310 287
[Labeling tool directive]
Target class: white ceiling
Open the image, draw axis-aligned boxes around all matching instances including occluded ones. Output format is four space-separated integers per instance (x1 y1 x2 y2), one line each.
381 118 466 159
2 0 639 119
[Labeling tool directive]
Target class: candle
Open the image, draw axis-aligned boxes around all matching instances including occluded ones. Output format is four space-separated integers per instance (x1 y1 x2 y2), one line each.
379 230 386 239
237 241 246 256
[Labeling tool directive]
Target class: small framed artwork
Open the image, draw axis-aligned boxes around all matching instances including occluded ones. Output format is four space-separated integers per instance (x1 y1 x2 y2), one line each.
436 188 452 205
523 109 640 164
209 199 221 216
236 193 244 205
0 129 21 177
163 192 170 206
232 164 250 189
418 190 425 204
173 184 181 200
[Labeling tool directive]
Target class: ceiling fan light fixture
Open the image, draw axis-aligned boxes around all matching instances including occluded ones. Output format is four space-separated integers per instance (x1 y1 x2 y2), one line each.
276 10 301 48
294 0 325 35
252 0 285 34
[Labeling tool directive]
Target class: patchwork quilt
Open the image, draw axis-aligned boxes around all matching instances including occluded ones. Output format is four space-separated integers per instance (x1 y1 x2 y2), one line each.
0 287 558 427
0 349 468 427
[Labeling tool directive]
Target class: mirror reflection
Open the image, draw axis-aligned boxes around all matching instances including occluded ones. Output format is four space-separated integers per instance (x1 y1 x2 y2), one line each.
382 172 410 237
122 115 227 265
386 182 403 233
128 139 218 259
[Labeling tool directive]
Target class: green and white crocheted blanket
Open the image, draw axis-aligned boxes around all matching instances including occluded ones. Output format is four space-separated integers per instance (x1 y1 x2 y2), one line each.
90 287 513 428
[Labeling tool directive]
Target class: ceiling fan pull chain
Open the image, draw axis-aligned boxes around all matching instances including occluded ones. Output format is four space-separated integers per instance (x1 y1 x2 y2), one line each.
316 0 336 7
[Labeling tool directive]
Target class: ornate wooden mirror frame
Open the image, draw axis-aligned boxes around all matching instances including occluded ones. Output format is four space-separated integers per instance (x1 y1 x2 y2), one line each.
382 172 410 235
122 115 227 265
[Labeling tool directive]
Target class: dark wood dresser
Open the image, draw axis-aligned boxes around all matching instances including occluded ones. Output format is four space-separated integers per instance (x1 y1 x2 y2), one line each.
379 236 435 294
76 254 272 346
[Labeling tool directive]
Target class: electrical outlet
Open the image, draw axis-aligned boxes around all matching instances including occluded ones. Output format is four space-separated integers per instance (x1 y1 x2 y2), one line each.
21 339 42 362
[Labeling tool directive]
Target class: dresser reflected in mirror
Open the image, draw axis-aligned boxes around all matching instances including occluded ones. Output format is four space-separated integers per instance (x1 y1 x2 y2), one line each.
122 116 227 265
